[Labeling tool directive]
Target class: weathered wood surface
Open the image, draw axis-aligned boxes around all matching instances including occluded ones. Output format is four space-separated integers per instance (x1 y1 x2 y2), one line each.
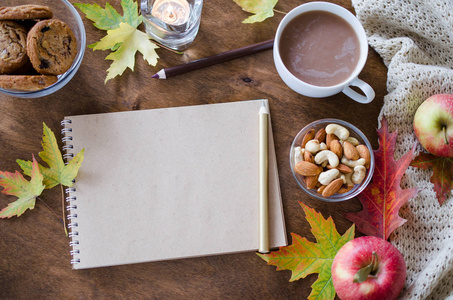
0 0 386 298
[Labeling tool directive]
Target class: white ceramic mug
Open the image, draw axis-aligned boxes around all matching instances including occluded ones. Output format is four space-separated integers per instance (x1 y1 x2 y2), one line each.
273 2 375 104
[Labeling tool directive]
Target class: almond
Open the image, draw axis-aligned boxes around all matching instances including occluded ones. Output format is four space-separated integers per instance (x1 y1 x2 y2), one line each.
305 174 319 189
330 139 343 159
338 185 354 194
301 128 315 148
356 144 371 169
295 161 322 176
326 133 339 149
322 178 344 197
327 163 352 174
343 141 360 160
304 151 314 163
317 185 326 194
314 128 327 143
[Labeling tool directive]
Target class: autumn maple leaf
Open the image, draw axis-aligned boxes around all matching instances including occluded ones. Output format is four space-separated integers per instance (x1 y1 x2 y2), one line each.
411 152 453 205
93 22 159 83
258 202 355 300
233 0 278 23
75 0 159 82
0 157 45 218
17 123 84 189
344 117 418 240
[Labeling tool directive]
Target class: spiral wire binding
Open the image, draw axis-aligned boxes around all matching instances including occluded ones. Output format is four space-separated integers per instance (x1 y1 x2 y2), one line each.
61 119 80 265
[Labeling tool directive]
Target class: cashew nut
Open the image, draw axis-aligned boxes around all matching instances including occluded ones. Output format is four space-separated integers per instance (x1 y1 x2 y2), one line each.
319 142 327 151
318 169 340 186
352 165 366 184
346 137 360 146
341 156 366 168
326 124 350 140
305 139 320 154
345 172 354 186
338 174 346 184
294 146 304 165
315 150 340 168
339 137 360 147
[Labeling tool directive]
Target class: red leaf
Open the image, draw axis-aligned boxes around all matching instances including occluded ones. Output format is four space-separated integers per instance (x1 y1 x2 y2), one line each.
410 152 453 205
344 117 418 240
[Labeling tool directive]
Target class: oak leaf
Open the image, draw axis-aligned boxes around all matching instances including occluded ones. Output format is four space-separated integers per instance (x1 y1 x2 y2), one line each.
0 157 45 218
344 117 418 240
410 153 453 205
17 123 84 189
233 0 278 23
258 202 355 300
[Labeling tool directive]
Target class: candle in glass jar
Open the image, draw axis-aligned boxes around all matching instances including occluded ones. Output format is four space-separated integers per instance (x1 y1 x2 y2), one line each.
151 0 191 25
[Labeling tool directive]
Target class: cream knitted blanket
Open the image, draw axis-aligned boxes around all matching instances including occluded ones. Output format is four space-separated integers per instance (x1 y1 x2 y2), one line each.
351 0 453 299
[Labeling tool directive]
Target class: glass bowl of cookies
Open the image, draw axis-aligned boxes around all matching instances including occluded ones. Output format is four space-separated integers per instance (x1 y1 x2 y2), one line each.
290 119 375 202
0 0 86 98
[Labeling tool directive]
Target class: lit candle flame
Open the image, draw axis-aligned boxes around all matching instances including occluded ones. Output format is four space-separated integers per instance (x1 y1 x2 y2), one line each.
166 1 176 22
151 0 190 26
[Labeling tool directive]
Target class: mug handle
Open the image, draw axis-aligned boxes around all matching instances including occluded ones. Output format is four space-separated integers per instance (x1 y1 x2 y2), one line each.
342 78 375 104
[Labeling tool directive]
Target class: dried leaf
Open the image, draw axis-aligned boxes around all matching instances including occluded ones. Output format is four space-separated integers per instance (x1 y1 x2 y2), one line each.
17 123 84 189
344 117 418 240
0 157 45 218
411 153 453 205
233 0 278 23
258 202 355 300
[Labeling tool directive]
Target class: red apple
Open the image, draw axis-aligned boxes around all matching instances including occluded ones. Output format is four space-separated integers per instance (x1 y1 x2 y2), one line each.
413 94 453 157
331 236 406 300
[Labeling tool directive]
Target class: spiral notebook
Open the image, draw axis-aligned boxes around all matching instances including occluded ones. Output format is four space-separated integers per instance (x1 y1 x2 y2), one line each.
62 99 287 269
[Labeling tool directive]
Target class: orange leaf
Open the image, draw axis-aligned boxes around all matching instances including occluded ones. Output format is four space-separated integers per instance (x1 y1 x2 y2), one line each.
258 202 355 300
410 153 453 205
344 117 418 240
0 156 45 218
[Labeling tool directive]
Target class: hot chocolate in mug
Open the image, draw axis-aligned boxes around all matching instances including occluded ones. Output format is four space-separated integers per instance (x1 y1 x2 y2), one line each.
274 2 375 103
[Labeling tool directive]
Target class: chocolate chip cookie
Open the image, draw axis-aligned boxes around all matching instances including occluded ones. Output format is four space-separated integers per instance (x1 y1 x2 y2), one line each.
0 20 29 74
0 74 58 91
27 19 77 75
0 5 53 20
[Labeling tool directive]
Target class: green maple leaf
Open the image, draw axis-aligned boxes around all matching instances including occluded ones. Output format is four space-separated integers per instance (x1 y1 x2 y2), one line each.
93 22 159 83
75 0 157 82
17 123 84 189
0 157 45 218
258 202 355 300
233 0 278 23
74 0 142 30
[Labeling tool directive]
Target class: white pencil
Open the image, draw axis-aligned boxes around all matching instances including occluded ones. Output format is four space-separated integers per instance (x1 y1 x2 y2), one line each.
259 101 269 254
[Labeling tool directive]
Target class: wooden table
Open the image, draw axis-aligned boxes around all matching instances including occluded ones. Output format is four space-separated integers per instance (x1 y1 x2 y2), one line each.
0 0 387 298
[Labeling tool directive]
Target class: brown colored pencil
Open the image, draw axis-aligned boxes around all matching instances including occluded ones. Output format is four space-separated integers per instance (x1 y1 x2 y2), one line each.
151 39 274 79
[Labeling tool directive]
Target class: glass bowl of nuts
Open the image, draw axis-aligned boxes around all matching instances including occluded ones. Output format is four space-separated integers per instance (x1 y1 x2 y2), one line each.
0 0 86 98
290 119 375 202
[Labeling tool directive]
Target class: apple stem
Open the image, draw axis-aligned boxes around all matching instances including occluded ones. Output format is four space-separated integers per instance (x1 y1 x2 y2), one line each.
443 126 449 145
353 252 379 283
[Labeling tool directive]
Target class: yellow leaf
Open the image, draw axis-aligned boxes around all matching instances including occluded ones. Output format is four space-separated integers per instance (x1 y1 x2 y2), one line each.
94 22 159 83
93 22 136 51
17 123 84 189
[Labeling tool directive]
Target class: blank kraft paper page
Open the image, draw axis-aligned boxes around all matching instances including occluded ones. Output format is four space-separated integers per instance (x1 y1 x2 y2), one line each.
64 99 287 269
